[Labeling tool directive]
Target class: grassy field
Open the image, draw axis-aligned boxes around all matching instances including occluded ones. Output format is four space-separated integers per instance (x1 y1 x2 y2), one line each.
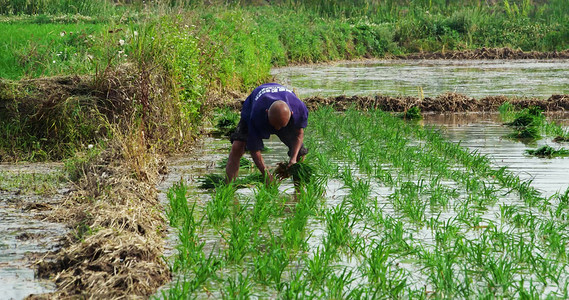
2 0 568 82
161 108 569 298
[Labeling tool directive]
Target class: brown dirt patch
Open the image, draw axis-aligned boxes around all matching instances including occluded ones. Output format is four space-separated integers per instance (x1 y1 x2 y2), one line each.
302 93 569 113
398 47 569 60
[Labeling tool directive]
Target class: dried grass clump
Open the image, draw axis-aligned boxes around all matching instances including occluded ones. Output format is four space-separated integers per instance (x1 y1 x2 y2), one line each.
32 132 170 298
35 230 169 299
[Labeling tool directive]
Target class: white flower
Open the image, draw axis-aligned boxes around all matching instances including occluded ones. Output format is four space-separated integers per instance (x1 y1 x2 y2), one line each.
60 31 65 37
88 144 94 149
52 60 56 63
134 31 138 36
119 39 125 46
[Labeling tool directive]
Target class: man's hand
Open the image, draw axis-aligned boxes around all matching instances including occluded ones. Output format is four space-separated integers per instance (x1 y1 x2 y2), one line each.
287 157 297 168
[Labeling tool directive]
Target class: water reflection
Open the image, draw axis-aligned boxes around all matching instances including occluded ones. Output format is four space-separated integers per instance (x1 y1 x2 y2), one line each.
424 113 569 197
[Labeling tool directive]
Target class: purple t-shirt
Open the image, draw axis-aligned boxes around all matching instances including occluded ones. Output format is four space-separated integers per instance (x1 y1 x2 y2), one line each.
241 83 308 151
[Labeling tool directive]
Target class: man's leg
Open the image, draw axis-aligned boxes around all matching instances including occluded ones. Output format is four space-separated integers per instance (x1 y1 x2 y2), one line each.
226 140 246 182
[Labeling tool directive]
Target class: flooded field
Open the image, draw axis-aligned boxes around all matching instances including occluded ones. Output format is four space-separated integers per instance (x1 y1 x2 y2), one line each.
158 107 569 297
0 164 68 299
273 59 569 98
156 60 569 298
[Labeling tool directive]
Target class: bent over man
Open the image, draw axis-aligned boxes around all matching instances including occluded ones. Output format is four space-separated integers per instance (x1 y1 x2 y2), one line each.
226 83 309 182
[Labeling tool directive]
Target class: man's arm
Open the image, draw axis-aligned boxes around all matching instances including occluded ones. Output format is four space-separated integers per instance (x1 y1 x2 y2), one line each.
250 150 273 182
288 127 304 166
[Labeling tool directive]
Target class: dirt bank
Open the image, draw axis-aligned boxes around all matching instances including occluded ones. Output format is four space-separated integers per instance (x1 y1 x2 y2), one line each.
302 93 569 112
398 47 569 60
0 69 176 299
27 141 170 299
219 93 569 113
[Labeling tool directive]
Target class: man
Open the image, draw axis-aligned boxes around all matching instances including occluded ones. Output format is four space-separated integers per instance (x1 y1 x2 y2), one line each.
226 83 308 182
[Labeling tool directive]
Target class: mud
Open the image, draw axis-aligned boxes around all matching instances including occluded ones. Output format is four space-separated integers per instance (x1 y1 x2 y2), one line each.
399 47 569 60
0 163 68 299
302 93 569 113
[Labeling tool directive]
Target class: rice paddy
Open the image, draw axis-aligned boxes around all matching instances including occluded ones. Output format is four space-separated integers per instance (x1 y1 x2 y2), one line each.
160 107 569 298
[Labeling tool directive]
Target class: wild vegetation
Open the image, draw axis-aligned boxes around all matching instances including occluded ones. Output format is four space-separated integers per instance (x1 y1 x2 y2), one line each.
2 0 569 160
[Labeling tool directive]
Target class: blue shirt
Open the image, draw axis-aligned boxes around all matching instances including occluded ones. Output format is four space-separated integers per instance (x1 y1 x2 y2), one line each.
241 83 308 151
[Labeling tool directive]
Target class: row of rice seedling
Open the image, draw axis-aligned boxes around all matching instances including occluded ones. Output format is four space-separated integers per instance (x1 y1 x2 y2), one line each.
162 107 569 298
305 107 569 297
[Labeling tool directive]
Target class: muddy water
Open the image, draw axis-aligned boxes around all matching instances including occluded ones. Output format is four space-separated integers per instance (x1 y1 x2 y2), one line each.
273 59 569 98
423 112 569 197
0 164 68 299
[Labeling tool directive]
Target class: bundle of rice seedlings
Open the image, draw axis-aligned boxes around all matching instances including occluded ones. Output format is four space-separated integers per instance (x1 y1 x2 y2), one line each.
504 106 544 127
397 106 422 120
507 125 541 140
198 172 265 189
198 174 225 189
504 114 536 127
274 161 315 185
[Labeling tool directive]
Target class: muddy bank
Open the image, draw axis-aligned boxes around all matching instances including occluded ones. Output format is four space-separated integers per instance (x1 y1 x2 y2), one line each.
398 47 569 60
25 142 170 299
301 93 569 113
220 93 569 113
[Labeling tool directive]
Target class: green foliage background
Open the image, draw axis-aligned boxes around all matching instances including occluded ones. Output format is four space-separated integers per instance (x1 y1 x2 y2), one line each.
0 0 568 160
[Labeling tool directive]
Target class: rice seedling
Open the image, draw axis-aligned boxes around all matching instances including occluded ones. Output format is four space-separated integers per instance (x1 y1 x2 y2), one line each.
280 269 311 300
218 157 252 169
206 183 235 226
323 203 357 254
224 211 254 263
252 235 290 289
222 273 252 300
323 268 355 299
304 247 333 287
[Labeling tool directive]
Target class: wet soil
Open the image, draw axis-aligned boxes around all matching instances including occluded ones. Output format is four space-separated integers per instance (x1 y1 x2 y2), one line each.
302 93 569 113
399 47 569 60
0 163 68 300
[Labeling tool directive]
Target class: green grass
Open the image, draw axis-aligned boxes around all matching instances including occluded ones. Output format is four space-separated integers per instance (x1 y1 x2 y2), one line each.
0 23 107 78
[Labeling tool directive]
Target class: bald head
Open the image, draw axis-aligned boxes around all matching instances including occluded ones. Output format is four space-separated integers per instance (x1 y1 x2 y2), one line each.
267 100 292 130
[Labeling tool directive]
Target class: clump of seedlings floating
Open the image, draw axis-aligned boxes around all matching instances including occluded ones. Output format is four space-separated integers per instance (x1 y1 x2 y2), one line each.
502 104 544 141
526 145 569 158
396 105 422 120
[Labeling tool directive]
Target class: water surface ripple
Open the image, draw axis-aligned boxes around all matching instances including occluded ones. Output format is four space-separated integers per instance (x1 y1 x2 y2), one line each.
273 59 569 98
